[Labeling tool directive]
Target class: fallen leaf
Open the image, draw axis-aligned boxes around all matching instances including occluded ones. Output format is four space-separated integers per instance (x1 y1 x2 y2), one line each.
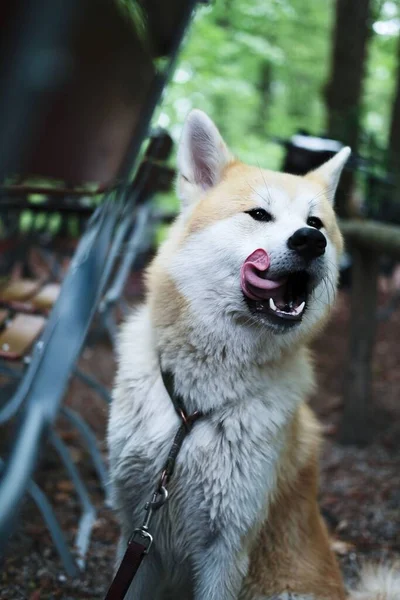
56 480 74 492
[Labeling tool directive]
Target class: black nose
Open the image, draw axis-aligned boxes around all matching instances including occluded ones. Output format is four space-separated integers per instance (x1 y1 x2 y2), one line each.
287 227 327 260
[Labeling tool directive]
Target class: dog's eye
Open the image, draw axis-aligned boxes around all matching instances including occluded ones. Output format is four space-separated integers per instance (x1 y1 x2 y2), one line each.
245 208 273 222
307 216 324 230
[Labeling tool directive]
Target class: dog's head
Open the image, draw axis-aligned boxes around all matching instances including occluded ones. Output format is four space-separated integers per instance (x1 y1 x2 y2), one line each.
150 110 349 353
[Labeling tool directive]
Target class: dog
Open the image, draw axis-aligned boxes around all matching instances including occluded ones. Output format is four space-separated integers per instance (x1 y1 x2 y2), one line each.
108 110 399 600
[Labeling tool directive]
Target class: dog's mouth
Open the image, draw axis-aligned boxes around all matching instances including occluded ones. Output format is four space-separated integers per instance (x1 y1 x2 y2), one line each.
241 249 310 324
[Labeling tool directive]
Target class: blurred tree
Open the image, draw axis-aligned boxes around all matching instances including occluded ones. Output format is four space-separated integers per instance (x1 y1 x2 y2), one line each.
325 0 372 216
158 0 334 170
363 0 399 149
155 0 400 214
388 33 400 182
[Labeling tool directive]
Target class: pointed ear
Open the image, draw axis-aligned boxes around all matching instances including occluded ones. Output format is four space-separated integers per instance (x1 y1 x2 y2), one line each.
177 110 232 209
307 146 351 204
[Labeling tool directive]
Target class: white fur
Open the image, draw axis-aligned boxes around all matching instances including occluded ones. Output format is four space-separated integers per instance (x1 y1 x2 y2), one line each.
177 109 232 210
108 111 352 600
311 146 351 203
169 177 339 363
348 564 400 600
109 304 314 600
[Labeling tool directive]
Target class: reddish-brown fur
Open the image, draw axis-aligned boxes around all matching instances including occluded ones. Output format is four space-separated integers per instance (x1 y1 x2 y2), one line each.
242 404 346 599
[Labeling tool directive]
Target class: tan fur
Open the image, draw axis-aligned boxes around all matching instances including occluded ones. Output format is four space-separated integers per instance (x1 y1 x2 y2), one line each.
118 115 395 599
147 257 185 330
146 155 347 598
185 161 331 236
149 160 343 351
242 404 346 600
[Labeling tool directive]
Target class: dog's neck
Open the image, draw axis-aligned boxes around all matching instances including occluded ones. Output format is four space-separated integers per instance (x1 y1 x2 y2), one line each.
151 298 310 415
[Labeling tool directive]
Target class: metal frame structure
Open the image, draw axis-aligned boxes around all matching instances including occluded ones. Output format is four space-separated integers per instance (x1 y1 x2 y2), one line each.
0 0 202 572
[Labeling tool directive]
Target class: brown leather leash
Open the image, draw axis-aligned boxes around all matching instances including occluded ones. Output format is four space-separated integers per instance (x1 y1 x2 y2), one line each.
104 368 202 600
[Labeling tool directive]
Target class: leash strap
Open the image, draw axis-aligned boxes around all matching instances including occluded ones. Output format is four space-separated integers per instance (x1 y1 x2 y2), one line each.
104 538 148 600
104 367 202 600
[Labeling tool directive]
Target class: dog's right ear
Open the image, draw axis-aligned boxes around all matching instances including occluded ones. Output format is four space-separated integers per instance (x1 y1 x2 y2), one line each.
177 110 232 210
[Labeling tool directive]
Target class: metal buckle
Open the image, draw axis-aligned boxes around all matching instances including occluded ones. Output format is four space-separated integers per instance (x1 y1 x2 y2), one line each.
150 485 168 509
141 485 169 530
129 528 153 554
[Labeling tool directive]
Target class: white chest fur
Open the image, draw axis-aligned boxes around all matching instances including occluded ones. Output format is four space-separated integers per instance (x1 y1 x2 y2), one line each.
108 306 313 599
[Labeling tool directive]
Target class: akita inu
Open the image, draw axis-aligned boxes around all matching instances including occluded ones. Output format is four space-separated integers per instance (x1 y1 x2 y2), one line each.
108 110 399 600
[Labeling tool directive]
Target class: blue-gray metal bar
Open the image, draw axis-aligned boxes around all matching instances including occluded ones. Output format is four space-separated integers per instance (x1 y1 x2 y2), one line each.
0 195 119 551
0 197 109 428
97 201 153 348
0 0 202 558
37 247 63 281
50 431 96 569
100 202 152 309
103 310 120 350
61 405 109 502
27 479 79 577
73 367 112 404
0 343 44 424
0 459 78 577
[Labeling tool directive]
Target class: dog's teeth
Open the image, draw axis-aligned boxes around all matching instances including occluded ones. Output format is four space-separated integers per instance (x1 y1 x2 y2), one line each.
269 298 278 312
294 301 306 315
269 298 305 316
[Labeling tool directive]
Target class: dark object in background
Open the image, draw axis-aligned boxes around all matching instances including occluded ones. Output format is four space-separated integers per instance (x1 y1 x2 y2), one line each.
281 132 344 176
0 0 200 572
0 0 154 187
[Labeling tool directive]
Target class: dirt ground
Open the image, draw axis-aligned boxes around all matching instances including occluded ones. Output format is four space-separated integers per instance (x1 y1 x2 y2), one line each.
0 285 399 600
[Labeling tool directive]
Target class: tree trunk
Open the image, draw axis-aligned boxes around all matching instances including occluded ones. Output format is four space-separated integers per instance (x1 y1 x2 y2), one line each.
340 246 378 445
388 36 400 164
388 34 400 205
325 0 372 216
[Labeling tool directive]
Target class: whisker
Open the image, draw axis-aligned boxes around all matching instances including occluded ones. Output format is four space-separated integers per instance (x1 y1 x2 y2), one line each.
247 181 269 205
308 182 338 211
256 160 274 207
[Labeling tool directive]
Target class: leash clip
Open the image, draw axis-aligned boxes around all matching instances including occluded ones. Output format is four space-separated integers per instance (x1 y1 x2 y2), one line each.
150 484 168 510
141 485 169 531
150 484 169 510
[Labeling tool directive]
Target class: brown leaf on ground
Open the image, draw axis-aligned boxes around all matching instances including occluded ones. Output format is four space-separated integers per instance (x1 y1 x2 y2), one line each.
56 480 75 492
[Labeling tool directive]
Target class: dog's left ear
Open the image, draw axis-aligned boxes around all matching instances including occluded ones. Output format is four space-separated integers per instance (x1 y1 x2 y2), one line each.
177 110 232 210
307 146 351 204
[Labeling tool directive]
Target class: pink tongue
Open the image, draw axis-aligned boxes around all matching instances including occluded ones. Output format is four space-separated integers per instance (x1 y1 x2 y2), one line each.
241 249 287 302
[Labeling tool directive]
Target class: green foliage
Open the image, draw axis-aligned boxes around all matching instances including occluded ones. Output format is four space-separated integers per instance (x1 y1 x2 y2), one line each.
157 0 335 170
363 1 400 146
156 0 400 173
